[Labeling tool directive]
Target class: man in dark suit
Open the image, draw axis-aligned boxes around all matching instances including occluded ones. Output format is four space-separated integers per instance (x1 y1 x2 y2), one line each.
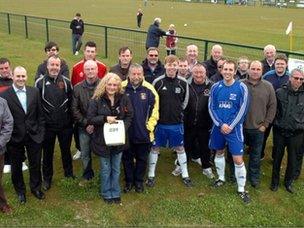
0 66 45 204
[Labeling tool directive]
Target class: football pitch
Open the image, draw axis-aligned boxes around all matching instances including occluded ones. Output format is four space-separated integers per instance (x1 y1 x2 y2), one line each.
0 0 304 52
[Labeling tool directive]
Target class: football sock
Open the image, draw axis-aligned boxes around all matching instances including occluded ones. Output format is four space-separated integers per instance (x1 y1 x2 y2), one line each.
177 152 189 178
214 154 225 181
235 162 246 192
148 151 158 178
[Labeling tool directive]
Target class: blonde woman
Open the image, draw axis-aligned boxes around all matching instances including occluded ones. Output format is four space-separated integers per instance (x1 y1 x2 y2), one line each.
87 73 133 204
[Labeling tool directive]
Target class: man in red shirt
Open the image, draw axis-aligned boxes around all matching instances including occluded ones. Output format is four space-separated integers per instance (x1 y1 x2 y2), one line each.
71 41 107 87
71 41 107 160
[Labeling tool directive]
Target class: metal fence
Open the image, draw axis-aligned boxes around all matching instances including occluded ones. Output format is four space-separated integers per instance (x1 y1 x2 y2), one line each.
1 12 304 64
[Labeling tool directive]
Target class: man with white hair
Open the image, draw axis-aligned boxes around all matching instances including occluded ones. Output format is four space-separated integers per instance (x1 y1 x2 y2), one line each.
261 44 276 75
204 44 224 78
145 17 166 50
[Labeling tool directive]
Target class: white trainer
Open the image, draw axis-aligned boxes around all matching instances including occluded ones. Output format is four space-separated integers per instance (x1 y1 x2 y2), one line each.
203 168 215 179
172 165 182 176
3 165 11 174
22 162 28 171
73 150 82 160
75 51 79 56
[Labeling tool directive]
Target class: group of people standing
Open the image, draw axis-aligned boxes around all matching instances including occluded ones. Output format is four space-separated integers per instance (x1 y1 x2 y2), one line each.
0 37 303 213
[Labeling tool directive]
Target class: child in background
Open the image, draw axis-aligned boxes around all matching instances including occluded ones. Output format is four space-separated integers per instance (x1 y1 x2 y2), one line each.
165 24 178 56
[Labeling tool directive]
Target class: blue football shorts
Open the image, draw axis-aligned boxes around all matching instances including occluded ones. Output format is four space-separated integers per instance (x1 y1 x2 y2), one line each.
209 124 244 155
153 124 184 148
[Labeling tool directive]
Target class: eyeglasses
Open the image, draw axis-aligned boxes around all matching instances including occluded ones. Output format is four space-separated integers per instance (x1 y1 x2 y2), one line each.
149 54 158 57
217 65 223 69
47 48 58 52
292 76 304 81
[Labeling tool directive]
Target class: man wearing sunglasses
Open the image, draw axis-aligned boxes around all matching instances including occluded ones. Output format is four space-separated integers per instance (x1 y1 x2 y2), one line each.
141 47 165 84
35 41 69 80
270 68 304 194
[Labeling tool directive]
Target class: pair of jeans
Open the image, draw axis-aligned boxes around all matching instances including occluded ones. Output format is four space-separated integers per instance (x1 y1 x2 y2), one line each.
79 128 94 180
272 127 303 186
100 152 122 199
244 129 264 184
71 34 82 54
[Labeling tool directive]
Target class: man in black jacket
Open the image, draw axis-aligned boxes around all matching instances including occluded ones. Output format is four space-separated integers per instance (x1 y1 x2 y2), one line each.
70 13 84 55
35 41 69 80
72 60 99 184
35 55 74 191
184 63 214 179
1 66 45 203
270 68 304 194
204 44 223 78
141 47 165 84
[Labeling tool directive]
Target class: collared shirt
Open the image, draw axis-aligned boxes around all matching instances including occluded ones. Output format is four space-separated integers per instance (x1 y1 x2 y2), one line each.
13 84 27 113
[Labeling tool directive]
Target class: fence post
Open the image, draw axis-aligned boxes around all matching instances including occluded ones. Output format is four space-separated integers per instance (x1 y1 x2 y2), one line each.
45 19 49 42
7 13 11 34
25 16 28 38
104 26 108 58
204 41 209 61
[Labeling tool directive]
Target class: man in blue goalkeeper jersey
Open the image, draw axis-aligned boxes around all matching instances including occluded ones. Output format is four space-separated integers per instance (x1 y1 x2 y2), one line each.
208 60 250 204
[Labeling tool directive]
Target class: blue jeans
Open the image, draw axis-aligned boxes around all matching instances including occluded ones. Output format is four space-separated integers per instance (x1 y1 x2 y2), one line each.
71 34 82 54
100 152 122 199
244 129 264 184
79 128 94 180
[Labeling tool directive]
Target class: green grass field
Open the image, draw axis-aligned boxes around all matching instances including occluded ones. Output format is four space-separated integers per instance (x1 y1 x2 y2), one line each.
0 0 304 52
0 0 304 226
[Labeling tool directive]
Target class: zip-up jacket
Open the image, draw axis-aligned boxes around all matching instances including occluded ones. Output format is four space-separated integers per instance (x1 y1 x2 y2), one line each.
184 79 213 129
203 57 218 78
153 75 189 125
0 77 12 93
208 80 249 130
35 74 73 130
122 79 159 143
274 82 304 136
263 69 289 91
70 18 84 35
87 93 133 157
141 59 165 84
72 79 100 128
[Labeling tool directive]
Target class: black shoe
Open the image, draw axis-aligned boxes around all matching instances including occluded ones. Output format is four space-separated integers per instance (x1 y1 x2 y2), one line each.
237 191 251 204
103 198 113 204
65 174 76 179
213 179 225 188
270 184 279 192
42 181 51 191
285 185 294 194
17 193 26 204
112 197 121 204
135 183 144 193
31 190 45 200
123 183 133 193
251 182 259 188
182 177 193 187
146 177 155 187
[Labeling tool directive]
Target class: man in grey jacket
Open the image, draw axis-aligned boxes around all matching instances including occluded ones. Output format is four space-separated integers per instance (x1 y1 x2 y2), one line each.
242 61 277 188
0 97 13 213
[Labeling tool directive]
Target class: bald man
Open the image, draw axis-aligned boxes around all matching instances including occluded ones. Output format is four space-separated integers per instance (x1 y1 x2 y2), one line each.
1 66 45 204
72 60 100 184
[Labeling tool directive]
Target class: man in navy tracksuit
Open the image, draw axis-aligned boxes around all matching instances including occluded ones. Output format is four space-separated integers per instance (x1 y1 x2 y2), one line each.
122 64 159 193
